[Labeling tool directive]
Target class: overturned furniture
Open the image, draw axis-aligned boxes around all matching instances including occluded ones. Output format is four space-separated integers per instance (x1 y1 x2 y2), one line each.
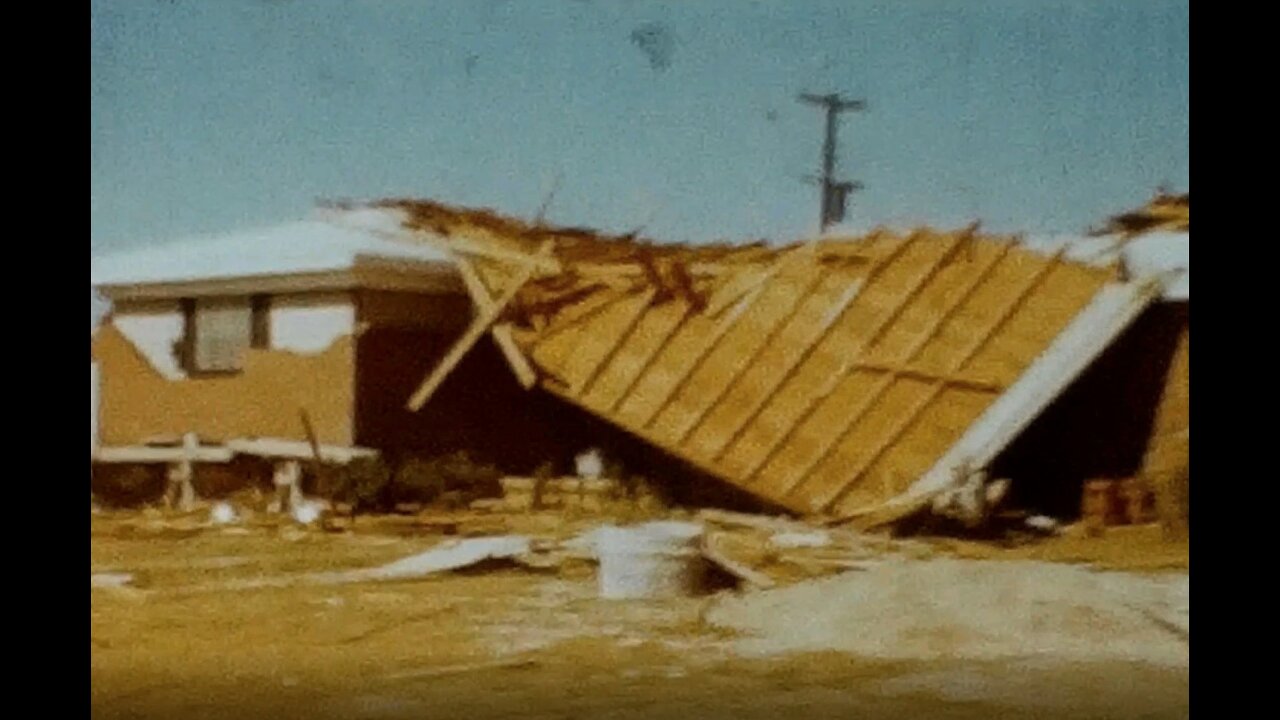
347 199 1188 529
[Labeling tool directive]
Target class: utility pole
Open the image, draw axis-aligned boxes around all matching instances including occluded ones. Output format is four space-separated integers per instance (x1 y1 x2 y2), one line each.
799 93 865 233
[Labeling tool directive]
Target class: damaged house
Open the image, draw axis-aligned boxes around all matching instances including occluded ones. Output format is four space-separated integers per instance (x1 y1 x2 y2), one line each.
91 193 1187 533
89 208 601 499
997 193 1188 530
347 195 1187 531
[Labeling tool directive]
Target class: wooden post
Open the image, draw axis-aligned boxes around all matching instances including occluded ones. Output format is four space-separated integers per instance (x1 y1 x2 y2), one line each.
299 409 326 500
164 432 199 511
270 460 302 514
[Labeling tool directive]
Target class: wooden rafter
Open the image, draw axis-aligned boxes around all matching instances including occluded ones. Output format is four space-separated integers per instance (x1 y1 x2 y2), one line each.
636 284 768 429
736 230 940 484
779 240 1014 500
530 290 634 349
670 267 831 446
602 303 695 414
817 248 1068 512
848 362 1005 394
453 254 538 389
706 276 866 463
571 287 659 397
635 246 817 430
406 240 554 411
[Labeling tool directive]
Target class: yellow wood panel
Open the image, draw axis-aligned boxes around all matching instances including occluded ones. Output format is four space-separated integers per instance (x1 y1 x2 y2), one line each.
793 376 936 512
683 271 861 462
911 253 1047 375
738 236 969 495
749 368 891 498
579 299 691 413
964 263 1105 386
615 313 735 427
714 285 893 478
861 241 1006 365
649 264 822 445
562 288 657 394
832 387 993 515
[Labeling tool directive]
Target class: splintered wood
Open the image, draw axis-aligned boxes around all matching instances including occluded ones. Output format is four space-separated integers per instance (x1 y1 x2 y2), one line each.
384 201 1131 522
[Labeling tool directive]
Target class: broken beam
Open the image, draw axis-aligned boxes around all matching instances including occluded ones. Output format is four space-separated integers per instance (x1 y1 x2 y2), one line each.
407 240 554 411
453 255 539 389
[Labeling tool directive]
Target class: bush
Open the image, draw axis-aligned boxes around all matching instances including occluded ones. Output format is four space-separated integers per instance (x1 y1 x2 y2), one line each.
390 451 503 506
91 464 166 508
320 457 394 518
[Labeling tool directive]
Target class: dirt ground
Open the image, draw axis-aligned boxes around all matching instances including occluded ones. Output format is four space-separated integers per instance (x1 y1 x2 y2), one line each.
91 510 1189 720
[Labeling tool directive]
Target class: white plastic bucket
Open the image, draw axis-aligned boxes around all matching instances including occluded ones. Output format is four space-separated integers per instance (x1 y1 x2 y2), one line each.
594 521 706 600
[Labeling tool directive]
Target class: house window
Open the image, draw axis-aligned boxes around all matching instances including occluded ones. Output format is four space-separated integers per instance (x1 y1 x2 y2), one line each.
179 295 270 374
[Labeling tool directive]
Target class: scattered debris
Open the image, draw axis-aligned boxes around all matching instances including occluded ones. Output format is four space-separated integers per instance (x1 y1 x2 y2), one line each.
696 509 815 534
92 573 134 589
498 475 624 512
928 468 1011 531
374 536 532 578
700 535 776 589
575 448 604 480
312 536 536 586
468 498 505 513
209 502 239 525
1025 515 1062 535
769 530 832 550
291 497 330 527
690 508 893 587
171 535 542 595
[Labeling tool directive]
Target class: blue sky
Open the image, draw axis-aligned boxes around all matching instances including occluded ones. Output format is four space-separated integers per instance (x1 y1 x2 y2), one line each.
90 0 1188 253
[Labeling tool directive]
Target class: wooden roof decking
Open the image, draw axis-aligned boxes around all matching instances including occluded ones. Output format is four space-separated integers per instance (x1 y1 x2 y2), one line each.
362 199 1141 521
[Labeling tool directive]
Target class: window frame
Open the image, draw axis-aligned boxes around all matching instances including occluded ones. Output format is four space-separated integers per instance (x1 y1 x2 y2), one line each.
176 294 271 376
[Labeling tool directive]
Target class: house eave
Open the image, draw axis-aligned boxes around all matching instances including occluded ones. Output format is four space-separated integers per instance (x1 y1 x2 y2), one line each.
94 259 464 302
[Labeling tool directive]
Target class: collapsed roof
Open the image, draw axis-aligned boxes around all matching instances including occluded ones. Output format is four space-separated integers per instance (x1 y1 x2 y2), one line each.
1091 191 1189 237
337 198 1179 526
